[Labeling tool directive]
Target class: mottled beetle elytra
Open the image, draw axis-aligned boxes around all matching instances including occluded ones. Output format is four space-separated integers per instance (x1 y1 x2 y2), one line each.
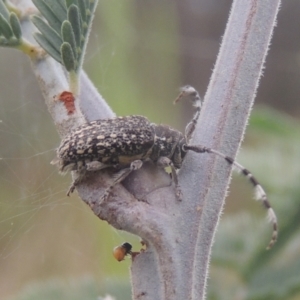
52 86 278 249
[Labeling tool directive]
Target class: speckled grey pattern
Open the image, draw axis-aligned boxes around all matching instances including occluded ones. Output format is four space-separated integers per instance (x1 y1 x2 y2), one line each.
57 115 157 171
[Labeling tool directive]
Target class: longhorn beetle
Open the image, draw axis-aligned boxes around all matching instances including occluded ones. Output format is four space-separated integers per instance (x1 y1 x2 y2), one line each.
53 86 278 249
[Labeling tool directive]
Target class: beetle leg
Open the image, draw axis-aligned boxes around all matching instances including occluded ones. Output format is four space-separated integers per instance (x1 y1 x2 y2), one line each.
66 161 110 196
100 160 143 202
174 86 202 142
66 161 87 196
67 172 86 196
86 161 109 171
157 156 182 201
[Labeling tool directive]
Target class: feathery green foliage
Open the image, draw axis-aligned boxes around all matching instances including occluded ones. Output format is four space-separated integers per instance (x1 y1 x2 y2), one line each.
32 0 98 73
0 1 22 47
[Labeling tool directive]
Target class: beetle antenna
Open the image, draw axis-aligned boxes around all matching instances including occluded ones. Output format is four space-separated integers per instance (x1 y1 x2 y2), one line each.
174 85 203 142
184 144 278 250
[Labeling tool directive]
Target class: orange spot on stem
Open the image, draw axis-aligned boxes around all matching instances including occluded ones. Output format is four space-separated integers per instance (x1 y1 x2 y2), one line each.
59 91 76 115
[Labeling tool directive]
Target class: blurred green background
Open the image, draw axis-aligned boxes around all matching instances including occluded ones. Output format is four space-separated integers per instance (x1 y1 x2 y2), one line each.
0 1 300 299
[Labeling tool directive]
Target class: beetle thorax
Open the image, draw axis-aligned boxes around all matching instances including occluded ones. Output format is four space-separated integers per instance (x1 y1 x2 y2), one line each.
150 124 186 168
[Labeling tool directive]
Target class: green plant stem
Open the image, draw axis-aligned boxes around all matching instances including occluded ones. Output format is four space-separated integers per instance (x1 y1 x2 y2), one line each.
17 39 45 59
68 70 79 95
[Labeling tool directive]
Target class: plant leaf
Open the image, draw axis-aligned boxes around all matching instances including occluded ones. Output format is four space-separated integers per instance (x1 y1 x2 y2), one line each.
0 13 13 39
0 0 9 20
9 12 22 40
77 0 87 23
68 4 81 48
34 32 62 63
31 0 98 76
61 20 77 62
32 15 62 53
61 41 76 71
31 0 63 34
66 0 78 8
44 0 67 23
